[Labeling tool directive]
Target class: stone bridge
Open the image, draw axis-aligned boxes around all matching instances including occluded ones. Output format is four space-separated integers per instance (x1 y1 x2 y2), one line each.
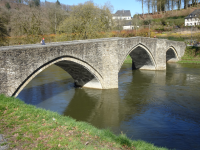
0 37 186 97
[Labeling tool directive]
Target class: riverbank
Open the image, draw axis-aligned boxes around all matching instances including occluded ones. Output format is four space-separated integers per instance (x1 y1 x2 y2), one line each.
178 46 200 64
0 94 168 150
124 55 132 63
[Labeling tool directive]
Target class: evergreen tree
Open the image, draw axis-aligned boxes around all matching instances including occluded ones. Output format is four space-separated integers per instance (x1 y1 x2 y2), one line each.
56 0 60 6
5 2 11 10
34 0 40 7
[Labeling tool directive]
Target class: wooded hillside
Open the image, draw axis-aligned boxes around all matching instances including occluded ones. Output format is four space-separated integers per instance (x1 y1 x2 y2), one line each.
0 0 113 45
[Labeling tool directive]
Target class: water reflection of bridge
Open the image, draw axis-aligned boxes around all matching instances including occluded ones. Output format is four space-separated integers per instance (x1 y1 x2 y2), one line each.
63 64 189 129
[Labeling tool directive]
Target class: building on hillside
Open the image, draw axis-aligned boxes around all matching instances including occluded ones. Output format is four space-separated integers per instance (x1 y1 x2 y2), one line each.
122 21 134 30
122 21 140 30
185 9 200 26
112 10 132 20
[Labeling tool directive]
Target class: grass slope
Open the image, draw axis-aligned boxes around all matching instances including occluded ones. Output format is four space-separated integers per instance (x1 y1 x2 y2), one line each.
124 55 132 63
178 46 200 64
0 95 168 150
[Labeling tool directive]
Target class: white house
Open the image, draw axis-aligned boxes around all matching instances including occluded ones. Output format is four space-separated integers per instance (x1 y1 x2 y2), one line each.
185 9 200 26
112 10 132 20
122 21 134 30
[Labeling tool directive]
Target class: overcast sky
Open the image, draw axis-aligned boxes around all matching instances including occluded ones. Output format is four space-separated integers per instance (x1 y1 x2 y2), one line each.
41 0 144 16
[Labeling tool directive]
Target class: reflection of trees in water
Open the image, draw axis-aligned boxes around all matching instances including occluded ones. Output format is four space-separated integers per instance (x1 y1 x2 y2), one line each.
63 88 123 128
166 63 188 86
63 65 169 128
63 66 169 128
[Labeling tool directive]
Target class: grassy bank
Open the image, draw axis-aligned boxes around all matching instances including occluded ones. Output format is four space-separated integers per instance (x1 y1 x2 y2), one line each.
124 55 132 63
178 60 200 64
178 46 200 64
0 95 168 150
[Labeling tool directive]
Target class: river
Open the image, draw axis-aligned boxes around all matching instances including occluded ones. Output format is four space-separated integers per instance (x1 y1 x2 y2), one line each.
17 63 200 150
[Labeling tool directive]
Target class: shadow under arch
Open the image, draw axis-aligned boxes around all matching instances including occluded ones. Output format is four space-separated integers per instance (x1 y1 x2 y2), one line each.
166 46 179 62
12 57 104 97
119 43 157 71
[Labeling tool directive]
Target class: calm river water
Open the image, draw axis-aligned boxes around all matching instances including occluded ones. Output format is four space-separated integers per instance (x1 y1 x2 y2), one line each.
17 63 200 150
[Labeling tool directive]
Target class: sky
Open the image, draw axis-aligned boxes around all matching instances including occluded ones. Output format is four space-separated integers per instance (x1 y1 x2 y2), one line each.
41 0 144 16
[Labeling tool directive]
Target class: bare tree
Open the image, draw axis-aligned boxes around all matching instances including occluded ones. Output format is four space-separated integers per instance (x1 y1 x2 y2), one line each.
58 1 113 39
0 8 9 45
137 0 144 15
145 0 151 13
45 1 67 34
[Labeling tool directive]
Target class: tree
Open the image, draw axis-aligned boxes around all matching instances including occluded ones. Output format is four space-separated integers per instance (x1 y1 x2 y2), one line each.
58 1 113 39
184 0 190 9
5 2 11 9
56 0 60 6
45 1 67 34
157 0 165 12
0 10 9 46
177 0 181 10
145 0 151 13
132 14 142 30
29 0 40 7
9 6 50 40
0 20 8 45
137 0 144 15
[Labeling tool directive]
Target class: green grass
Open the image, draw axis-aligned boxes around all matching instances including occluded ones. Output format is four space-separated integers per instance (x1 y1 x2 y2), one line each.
0 94 168 150
178 46 200 64
151 16 185 27
158 36 186 41
178 60 200 64
124 55 132 63
166 16 185 19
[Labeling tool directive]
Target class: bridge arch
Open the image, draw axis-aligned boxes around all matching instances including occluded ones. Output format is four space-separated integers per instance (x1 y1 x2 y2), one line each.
166 46 179 62
13 57 104 97
119 43 157 71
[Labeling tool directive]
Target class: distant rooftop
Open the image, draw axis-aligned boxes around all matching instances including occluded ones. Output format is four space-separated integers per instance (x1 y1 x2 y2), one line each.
185 9 200 19
113 10 131 17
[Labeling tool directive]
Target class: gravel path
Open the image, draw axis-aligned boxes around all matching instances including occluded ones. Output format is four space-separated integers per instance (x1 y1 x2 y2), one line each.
0 134 8 150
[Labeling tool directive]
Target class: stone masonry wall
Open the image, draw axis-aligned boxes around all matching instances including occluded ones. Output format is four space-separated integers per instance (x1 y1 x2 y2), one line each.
0 37 186 97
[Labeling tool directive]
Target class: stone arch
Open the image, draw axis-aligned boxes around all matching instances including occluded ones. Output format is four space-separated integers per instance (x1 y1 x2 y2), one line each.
166 46 179 62
119 43 157 71
13 57 104 97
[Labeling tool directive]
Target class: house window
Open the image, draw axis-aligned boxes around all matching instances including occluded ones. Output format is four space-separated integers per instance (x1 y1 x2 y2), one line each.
187 23 189 26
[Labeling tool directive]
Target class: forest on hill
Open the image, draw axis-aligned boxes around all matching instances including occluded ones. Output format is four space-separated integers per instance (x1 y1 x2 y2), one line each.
0 0 200 46
0 0 113 45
